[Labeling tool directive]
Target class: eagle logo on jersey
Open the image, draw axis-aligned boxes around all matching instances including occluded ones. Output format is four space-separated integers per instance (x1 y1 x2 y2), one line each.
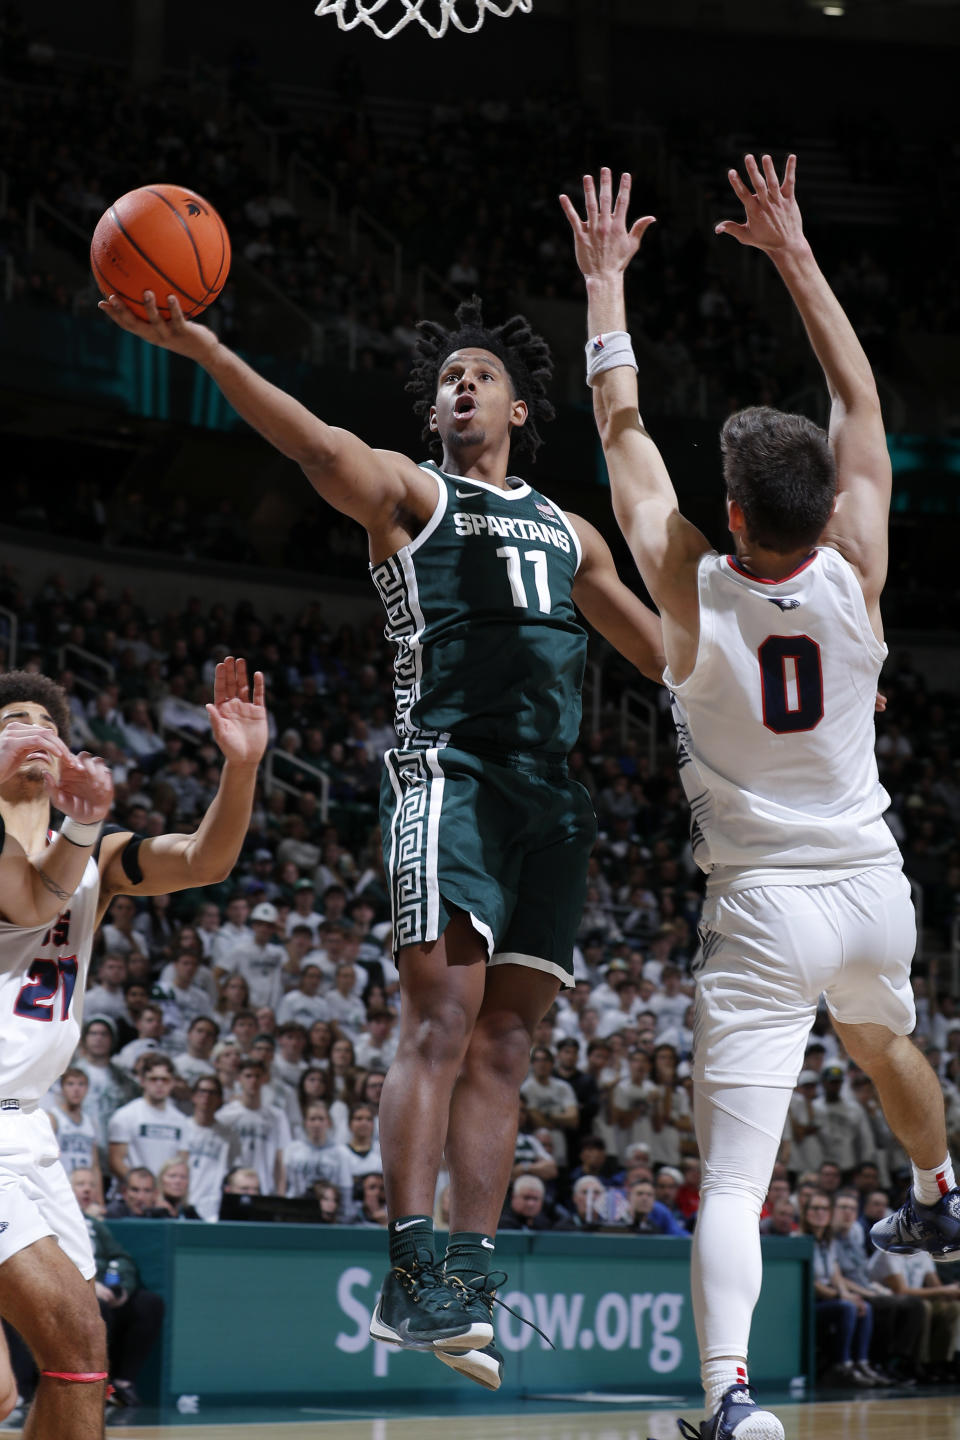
768 597 801 611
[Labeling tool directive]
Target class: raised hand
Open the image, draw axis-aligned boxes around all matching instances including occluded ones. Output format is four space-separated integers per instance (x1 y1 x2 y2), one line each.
206 656 268 768
98 290 219 363
0 723 72 786
560 168 656 280
715 154 804 254
48 751 114 823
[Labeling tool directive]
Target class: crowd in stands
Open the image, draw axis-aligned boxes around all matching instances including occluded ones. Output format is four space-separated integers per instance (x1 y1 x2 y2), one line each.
2 0 960 1404
0 560 957 1387
2 6 957 425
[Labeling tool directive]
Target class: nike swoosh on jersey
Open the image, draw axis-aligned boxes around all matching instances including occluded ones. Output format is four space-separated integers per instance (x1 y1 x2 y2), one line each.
456 488 482 498
394 1218 427 1232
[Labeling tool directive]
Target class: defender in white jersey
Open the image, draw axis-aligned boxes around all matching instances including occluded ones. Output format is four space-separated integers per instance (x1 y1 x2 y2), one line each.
0 658 266 1438
565 160 958 1440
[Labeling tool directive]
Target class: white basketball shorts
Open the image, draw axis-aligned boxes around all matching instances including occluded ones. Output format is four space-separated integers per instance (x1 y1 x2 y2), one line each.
0 1106 96 1278
693 865 916 1088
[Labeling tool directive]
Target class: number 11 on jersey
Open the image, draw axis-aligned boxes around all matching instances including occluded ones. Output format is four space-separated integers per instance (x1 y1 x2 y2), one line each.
497 546 552 613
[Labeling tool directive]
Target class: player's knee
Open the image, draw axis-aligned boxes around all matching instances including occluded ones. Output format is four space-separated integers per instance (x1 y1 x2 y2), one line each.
464 1017 532 1086
37 1296 106 1373
402 1002 473 1066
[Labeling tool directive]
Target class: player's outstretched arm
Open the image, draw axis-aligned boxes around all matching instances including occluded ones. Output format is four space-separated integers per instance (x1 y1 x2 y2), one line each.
96 658 266 922
716 154 890 605
561 171 712 659
98 292 426 532
567 515 666 684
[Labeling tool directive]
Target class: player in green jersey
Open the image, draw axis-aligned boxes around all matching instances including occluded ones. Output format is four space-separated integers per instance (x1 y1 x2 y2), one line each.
101 288 665 1387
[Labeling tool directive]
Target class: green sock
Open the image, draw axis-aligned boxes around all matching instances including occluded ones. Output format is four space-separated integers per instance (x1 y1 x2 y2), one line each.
388 1215 434 1270
444 1231 495 1285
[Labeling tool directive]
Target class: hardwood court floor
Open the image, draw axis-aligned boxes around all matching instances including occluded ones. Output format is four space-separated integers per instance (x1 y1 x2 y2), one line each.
11 1393 953 1440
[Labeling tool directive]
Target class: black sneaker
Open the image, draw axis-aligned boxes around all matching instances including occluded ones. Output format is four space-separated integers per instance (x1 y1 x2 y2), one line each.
870 1187 960 1261
369 1260 493 1353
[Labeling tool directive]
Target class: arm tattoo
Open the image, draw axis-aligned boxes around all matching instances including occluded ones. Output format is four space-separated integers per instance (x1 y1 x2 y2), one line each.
35 867 71 903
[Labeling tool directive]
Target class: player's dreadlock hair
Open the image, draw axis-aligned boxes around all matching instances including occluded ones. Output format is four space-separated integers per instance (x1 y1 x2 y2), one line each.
0 670 70 740
406 296 555 463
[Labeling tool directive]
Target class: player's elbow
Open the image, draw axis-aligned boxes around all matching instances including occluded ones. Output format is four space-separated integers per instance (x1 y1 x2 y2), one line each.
202 856 236 884
299 432 342 475
829 378 882 416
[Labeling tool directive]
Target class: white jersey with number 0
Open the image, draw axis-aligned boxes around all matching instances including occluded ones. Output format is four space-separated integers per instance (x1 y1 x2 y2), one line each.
0 854 100 1101
665 547 901 893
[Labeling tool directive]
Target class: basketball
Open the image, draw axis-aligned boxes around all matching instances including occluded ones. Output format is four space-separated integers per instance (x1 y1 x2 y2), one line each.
90 184 231 321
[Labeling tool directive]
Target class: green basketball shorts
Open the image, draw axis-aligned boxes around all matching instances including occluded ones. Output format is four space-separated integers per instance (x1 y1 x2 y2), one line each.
380 744 596 987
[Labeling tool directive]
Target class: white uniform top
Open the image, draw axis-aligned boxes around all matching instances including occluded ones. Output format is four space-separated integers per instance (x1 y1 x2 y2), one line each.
665 548 901 893
0 853 100 1102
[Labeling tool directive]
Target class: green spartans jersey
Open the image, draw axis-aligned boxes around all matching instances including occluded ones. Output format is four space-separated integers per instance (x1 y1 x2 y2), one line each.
370 461 587 758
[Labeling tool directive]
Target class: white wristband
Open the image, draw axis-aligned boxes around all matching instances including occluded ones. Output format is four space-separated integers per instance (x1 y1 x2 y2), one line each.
60 817 103 848
586 331 638 387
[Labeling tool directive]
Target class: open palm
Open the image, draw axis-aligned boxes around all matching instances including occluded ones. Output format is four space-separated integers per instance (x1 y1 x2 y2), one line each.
206 657 268 767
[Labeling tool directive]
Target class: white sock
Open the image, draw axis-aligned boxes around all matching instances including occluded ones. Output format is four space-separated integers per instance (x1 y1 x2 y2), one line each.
703 1358 749 1415
913 1155 956 1206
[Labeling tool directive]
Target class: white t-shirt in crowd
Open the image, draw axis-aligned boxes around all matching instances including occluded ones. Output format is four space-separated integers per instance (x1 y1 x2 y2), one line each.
275 991 331 1029
180 1117 231 1222
52 1106 100 1174
284 1138 354 1216
215 1099 291 1195
108 1096 189 1173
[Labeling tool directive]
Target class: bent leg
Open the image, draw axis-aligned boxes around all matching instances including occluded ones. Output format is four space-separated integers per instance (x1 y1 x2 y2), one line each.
379 910 488 1219
832 1019 947 1170
445 962 561 1235
0 1237 106 1439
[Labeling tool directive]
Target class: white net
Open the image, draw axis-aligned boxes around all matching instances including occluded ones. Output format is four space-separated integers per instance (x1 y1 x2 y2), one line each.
314 0 532 40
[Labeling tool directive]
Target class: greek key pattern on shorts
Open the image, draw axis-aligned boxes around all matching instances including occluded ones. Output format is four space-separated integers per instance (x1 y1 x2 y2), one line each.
390 749 432 947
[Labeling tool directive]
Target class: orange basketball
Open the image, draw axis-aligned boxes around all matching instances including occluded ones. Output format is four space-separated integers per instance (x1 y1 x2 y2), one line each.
90 184 231 321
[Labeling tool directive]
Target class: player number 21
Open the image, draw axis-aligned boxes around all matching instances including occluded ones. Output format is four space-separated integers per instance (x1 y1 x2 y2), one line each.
496 547 552 613
14 956 79 1023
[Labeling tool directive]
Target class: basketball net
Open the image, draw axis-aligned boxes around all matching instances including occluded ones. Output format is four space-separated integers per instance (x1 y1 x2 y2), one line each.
314 0 533 39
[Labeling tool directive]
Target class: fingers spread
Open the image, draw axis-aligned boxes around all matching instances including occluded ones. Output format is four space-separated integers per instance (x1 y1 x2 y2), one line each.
583 173 599 219
252 671 266 708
